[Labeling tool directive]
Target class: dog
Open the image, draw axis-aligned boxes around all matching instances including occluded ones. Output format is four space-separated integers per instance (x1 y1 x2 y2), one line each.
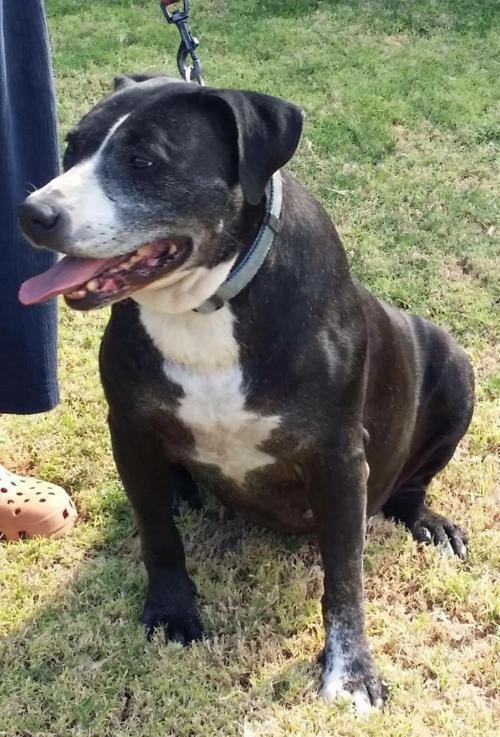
18 75 474 713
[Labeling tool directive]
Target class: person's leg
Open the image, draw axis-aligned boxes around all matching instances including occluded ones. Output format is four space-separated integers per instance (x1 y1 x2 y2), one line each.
0 2 71 540
0 0 59 414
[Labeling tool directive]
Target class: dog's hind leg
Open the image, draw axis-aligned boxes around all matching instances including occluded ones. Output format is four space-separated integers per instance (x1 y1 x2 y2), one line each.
383 342 474 560
382 474 468 559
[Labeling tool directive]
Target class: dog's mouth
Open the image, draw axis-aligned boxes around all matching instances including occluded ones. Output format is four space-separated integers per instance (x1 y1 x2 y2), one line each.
19 237 191 310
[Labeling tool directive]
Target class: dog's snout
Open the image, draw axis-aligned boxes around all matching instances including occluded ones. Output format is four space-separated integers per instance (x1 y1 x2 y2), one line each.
19 200 59 236
25 200 59 230
19 199 69 248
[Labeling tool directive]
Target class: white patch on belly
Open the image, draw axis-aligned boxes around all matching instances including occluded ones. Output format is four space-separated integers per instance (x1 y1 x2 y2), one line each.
139 303 281 485
164 362 280 484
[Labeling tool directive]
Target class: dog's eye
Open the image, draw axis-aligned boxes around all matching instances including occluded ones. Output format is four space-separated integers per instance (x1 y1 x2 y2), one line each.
131 156 154 169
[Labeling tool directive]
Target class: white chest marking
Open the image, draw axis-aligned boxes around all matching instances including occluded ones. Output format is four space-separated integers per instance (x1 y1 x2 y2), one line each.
139 304 281 485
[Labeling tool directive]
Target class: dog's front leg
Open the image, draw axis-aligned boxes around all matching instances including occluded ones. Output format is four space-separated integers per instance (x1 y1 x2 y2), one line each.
108 412 202 644
309 428 384 714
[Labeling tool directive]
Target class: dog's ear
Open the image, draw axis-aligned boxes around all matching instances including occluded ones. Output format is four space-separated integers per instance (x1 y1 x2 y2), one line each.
113 75 138 91
113 73 174 91
113 74 185 92
204 89 303 205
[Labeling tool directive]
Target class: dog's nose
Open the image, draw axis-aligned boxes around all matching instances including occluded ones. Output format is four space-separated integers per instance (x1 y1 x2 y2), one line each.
19 200 59 234
18 199 68 248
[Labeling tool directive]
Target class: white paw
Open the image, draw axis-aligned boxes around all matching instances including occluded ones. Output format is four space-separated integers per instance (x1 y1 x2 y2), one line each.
320 623 386 714
320 675 383 716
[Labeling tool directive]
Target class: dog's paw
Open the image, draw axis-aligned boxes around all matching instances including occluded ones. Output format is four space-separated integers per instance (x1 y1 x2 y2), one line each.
319 650 386 716
143 596 203 645
143 574 203 645
411 508 468 559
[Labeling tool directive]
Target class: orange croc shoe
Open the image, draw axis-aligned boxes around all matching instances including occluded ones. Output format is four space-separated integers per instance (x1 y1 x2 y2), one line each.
0 465 77 542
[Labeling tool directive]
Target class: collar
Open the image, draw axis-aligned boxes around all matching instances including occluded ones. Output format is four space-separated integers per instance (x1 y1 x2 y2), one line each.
195 170 283 313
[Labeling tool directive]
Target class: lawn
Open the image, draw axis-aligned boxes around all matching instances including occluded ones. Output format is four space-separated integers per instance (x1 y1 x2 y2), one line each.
1 1 499 735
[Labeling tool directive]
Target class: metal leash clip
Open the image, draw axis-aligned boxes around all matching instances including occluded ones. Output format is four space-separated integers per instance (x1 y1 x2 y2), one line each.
160 0 204 85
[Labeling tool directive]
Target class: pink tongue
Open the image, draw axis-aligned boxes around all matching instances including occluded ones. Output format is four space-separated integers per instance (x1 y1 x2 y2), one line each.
19 255 113 305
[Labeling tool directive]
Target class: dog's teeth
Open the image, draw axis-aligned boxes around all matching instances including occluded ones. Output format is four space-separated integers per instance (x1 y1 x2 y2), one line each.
146 258 160 267
121 254 142 269
86 279 99 292
167 243 178 256
137 244 154 257
67 289 87 299
109 267 121 274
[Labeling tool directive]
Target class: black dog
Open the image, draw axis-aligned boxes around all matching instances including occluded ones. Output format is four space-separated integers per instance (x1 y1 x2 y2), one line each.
19 76 474 713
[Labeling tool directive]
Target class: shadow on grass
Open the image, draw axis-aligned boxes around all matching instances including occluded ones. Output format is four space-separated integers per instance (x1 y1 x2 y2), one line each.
0 491 323 735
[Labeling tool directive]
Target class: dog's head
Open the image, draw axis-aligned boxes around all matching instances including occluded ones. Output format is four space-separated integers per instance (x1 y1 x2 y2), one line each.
19 75 303 312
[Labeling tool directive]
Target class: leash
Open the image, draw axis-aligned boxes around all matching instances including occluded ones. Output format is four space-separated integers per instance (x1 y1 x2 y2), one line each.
160 1 204 84
159 1 284 314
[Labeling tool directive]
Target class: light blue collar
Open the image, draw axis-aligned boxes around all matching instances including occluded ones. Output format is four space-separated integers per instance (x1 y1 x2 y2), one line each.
195 171 283 313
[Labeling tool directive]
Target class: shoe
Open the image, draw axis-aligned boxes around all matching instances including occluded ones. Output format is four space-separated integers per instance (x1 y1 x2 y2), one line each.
0 464 77 541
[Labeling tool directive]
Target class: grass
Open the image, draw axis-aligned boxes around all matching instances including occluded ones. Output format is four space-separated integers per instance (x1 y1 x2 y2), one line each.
1 1 499 735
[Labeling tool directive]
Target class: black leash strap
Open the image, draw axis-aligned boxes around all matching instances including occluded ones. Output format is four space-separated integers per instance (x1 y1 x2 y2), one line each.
159 0 204 84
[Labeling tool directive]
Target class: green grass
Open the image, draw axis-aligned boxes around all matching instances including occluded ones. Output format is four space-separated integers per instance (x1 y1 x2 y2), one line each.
1 1 499 735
